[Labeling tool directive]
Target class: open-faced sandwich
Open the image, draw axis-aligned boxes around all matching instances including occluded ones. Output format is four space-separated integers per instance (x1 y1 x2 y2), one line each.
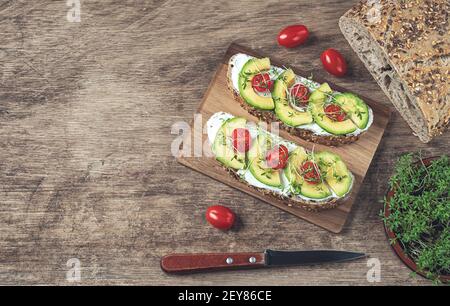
227 53 374 146
207 112 354 211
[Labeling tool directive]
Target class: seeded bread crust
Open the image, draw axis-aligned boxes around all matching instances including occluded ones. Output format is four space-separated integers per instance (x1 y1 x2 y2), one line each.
222 165 344 212
226 57 363 147
339 0 449 143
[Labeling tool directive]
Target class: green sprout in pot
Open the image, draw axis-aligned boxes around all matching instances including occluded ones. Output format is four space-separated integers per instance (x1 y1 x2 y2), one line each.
382 153 450 284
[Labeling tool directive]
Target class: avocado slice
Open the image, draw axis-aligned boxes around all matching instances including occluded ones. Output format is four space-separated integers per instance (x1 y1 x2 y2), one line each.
238 58 275 110
212 117 247 170
247 133 272 161
309 83 357 135
300 179 333 199
248 134 282 188
310 103 357 135
272 69 313 127
249 156 282 188
284 147 308 183
309 82 332 104
241 57 271 75
315 151 352 197
284 147 332 199
334 93 369 129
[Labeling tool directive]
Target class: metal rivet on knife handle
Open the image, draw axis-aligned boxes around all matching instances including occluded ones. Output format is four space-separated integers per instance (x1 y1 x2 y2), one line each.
249 257 256 263
226 257 233 264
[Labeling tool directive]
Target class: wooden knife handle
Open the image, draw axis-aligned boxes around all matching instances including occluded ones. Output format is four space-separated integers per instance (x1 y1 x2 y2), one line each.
161 252 266 274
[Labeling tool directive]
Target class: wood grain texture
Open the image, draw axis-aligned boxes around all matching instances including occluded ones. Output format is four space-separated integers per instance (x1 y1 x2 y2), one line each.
0 0 448 285
178 43 391 233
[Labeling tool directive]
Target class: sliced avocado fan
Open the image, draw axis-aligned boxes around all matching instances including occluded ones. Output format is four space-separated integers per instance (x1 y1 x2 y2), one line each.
314 151 353 197
284 147 332 200
309 83 358 135
212 117 247 170
272 69 313 127
248 134 282 188
334 93 370 129
238 58 275 110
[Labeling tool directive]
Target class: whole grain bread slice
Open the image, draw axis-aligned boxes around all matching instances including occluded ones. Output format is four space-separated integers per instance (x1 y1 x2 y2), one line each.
339 0 449 143
227 56 363 146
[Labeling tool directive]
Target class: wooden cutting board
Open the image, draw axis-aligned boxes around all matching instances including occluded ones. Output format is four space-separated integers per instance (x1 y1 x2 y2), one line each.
178 43 391 233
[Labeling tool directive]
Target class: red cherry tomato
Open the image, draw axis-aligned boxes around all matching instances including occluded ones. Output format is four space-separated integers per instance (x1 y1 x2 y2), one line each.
251 73 273 93
232 128 251 153
277 25 309 48
320 48 348 77
290 84 310 107
300 161 321 185
324 104 346 122
205 205 236 230
266 145 289 170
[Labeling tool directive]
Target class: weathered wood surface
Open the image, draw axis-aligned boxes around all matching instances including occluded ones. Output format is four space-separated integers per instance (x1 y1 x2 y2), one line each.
0 0 447 285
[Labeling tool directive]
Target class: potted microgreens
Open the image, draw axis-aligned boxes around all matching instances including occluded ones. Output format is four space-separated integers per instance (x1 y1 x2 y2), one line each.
383 153 449 284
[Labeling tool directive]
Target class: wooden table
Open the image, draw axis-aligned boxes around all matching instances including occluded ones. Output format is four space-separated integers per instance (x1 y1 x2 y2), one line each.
0 0 447 285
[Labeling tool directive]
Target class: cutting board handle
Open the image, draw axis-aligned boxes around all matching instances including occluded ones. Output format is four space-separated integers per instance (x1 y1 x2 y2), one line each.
161 252 266 274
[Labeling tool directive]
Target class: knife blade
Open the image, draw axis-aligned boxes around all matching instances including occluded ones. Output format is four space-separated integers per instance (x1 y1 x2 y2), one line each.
160 250 366 274
265 249 366 266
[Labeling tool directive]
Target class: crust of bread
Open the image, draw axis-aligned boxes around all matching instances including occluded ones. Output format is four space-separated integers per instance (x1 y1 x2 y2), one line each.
222 165 344 212
339 0 449 142
226 57 363 146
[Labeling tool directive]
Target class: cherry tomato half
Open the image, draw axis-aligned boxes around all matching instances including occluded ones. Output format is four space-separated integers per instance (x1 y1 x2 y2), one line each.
320 48 348 77
251 73 273 93
232 128 251 153
266 145 289 170
277 25 309 48
324 104 346 122
290 84 310 107
205 205 236 230
300 161 321 185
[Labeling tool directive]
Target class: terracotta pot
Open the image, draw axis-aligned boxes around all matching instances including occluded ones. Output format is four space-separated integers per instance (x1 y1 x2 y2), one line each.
383 156 449 283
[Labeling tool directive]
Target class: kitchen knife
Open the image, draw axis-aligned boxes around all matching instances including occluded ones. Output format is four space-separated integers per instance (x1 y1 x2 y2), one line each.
160 250 366 274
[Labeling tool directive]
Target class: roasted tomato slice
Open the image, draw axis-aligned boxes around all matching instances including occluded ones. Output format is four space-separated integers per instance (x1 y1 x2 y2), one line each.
232 128 251 153
266 145 289 170
324 104 346 122
290 84 310 107
300 161 321 185
251 73 273 93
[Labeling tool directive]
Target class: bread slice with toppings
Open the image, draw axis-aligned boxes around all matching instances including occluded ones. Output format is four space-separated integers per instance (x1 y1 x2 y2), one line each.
207 112 354 212
227 54 374 146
